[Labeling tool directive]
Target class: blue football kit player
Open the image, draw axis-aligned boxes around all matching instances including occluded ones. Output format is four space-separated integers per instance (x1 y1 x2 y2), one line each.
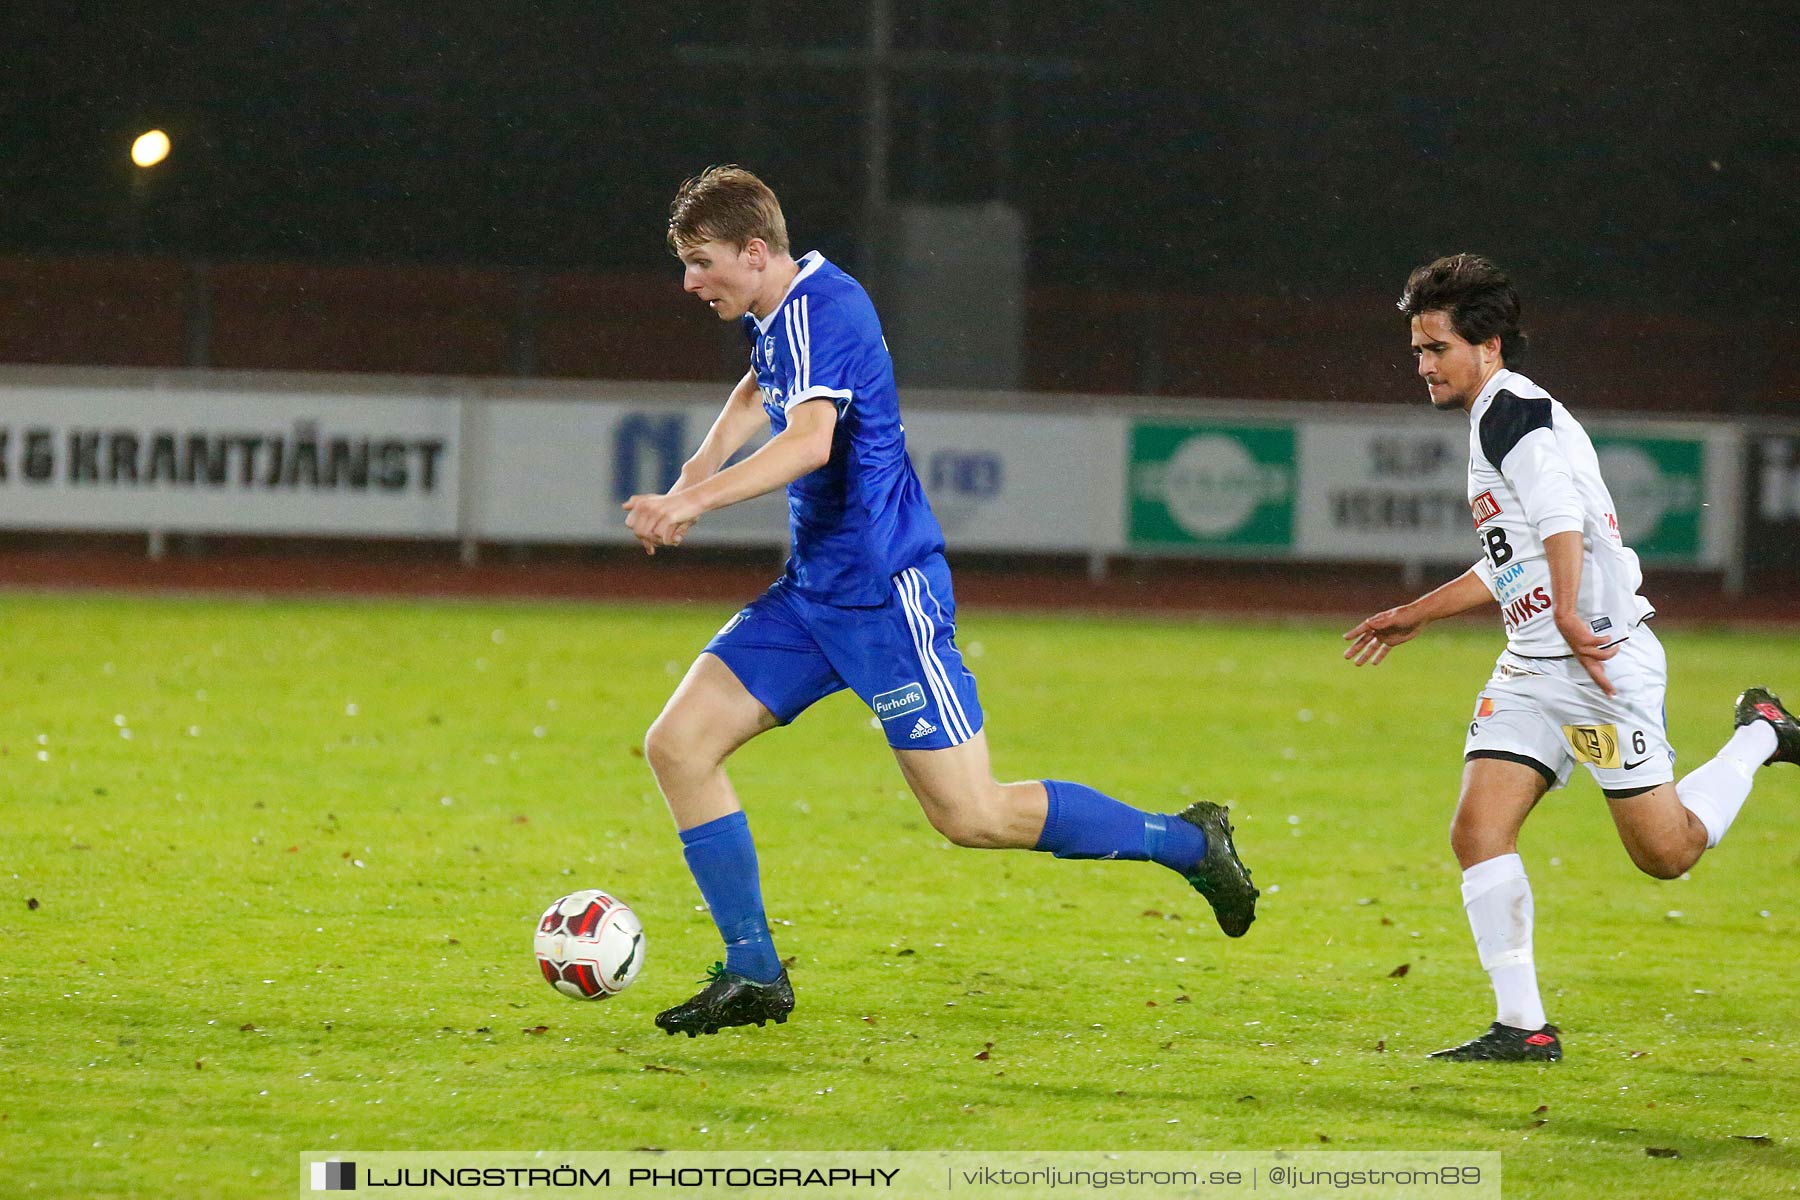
624 166 1259 1037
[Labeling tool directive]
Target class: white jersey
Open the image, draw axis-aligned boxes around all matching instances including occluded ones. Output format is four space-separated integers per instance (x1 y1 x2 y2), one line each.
1465 369 1655 657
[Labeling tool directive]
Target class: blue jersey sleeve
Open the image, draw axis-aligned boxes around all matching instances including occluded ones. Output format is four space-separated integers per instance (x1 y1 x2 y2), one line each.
779 293 862 415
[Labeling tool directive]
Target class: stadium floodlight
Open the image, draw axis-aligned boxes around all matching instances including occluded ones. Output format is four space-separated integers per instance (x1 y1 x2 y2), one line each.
131 129 170 168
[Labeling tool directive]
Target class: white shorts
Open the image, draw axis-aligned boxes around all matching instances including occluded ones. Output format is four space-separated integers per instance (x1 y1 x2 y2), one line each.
1463 623 1675 794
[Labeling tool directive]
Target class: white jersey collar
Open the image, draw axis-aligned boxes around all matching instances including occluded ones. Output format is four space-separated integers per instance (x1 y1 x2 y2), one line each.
1472 368 1518 411
753 251 826 334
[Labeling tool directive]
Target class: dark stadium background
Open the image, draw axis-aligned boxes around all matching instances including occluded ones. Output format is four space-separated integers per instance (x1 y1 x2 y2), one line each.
3 2 1793 413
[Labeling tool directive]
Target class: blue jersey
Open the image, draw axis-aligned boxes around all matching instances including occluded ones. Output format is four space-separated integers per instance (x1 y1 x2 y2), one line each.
744 252 945 607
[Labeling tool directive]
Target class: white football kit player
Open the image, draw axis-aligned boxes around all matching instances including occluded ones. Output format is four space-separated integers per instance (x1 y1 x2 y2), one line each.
1459 369 1675 793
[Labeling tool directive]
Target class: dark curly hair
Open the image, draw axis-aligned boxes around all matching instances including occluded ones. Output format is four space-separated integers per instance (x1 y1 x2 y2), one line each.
1397 253 1528 364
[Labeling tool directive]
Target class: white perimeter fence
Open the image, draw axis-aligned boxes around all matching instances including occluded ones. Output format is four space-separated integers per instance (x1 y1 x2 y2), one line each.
1 367 1788 594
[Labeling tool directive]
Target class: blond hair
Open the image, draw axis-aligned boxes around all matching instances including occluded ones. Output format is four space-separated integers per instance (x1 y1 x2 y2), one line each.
666 165 790 256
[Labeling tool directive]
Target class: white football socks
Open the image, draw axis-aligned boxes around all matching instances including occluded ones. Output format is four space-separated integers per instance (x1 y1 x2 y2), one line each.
1461 853 1547 1031
1453 723 1778 1036
1677 722 1776 848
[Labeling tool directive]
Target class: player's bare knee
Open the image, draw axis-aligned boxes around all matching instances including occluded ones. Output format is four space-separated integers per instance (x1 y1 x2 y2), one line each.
918 789 1009 849
1448 816 1498 868
1635 856 1686 881
920 803 980 847
643 712 704 782
937 816 997 848
1628 843 1693 880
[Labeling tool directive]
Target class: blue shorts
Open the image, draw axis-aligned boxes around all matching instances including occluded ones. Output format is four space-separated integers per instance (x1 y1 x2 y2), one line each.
704 553 984 750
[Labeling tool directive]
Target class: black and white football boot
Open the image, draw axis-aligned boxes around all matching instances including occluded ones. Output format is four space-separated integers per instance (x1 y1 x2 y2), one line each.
1428 1021 1562 1062
1176 801 1259 938
655 963 795 1037
1735 687 1800 766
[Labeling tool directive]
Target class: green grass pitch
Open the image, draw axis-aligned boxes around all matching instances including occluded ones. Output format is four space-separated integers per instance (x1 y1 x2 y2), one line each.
2 591 1797 1198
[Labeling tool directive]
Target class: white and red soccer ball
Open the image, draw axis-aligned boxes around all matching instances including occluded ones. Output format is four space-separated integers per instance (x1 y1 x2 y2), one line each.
534 889 645 1000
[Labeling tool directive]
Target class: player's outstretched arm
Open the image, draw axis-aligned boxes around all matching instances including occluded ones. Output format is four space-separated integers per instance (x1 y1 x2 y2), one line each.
621 370 762 554
1343 568 1494 667
673 370 766 492
623 398 837 553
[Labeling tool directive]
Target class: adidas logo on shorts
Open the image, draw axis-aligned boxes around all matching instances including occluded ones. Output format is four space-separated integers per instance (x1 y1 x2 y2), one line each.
908 717 938 740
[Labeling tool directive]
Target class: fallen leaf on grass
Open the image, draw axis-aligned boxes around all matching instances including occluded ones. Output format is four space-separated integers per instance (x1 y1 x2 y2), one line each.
1645 1147 1680 1159
641 1064 685 1074
1388 963 1410 978
522 1025 549 1035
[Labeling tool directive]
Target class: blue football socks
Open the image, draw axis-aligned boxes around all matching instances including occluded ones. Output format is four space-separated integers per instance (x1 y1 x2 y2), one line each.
1037 779 1207 874
680 811 783 983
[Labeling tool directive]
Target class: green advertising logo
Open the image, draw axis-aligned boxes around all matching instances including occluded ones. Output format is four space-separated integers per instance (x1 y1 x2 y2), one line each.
1592 435 1703 561
1129 423 1295 549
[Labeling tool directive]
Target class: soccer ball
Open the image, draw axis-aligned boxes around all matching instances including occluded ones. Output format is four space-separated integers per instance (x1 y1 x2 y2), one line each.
533 889 646 1000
